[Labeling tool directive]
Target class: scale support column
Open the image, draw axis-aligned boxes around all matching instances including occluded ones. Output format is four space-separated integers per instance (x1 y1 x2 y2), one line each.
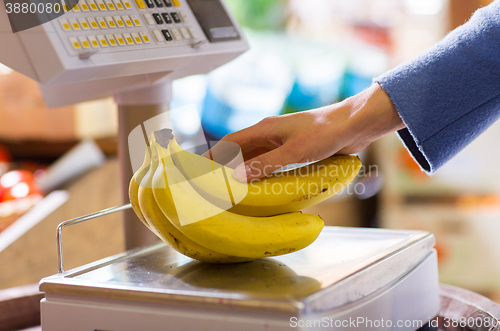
115 82 172 250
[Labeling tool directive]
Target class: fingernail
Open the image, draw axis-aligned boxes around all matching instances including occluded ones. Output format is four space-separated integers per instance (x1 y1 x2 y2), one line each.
233 164 251 181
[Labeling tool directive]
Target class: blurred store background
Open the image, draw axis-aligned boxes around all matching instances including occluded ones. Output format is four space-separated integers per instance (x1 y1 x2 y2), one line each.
0 0 499 304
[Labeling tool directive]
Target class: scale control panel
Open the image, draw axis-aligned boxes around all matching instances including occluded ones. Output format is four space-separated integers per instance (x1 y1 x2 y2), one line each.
0 0 247 104
54 0 206 56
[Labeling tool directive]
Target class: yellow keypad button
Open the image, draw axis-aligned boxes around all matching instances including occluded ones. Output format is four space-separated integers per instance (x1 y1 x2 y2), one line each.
87 0 99 11
122 16 133 27
88 35 100 48
114 33 126 45
105 16 117 28
139 32 150 43
79 36 91 49
131 32 142 44
172 0 180 6
122 0 132 9
69 37 81 50
130 15 141 26
59 19 71 31
113 16 125 27
97 17 108 28
61 0 69 11
104 0 115 10
113 0 124 10
72 4 81 11
134 0 146 9
88 17 99 29
78 18 90 30
68 18 81 30
97 35 109 47
106 34 118 46
123 33 134 45
96 0 107 10
80 2 90 11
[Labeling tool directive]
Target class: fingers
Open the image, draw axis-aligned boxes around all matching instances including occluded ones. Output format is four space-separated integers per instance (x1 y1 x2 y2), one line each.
232 145 298 182
203 120 281 167
202 125 266 158
225 146 272 169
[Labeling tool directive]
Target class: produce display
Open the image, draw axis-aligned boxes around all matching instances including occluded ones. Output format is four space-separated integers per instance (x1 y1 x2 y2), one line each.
0 170 41 202
129 129 361 263
0 144 44 233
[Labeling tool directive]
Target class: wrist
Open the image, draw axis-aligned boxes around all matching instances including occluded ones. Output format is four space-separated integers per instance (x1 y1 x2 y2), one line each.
345 83 405 143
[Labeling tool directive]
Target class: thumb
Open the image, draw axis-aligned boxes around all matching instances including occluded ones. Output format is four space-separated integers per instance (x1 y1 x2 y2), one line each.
232 147 294 182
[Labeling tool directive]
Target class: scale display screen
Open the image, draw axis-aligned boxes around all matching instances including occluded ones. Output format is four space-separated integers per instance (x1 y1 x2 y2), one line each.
186 0 240 42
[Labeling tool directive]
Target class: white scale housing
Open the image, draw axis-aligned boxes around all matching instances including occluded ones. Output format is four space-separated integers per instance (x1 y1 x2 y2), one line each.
40 227 440 331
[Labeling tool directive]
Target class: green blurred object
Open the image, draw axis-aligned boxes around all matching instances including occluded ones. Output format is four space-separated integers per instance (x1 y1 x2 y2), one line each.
281 104 296 115
223 0 287 30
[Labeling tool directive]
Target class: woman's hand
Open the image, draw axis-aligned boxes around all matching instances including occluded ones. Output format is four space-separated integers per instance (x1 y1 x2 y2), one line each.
212 83 405 182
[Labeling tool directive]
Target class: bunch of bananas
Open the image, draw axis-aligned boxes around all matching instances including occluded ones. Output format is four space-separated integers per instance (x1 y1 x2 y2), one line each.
129 129 361 263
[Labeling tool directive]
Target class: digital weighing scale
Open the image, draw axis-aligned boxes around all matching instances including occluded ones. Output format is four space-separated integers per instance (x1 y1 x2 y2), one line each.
40 206 439 331
1 0 440 329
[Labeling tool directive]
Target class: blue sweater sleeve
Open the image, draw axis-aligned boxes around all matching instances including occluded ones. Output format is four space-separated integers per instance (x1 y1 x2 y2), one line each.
374 0 500 173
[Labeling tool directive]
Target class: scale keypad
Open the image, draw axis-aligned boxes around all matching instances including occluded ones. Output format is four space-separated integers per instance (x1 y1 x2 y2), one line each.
55 0 203 55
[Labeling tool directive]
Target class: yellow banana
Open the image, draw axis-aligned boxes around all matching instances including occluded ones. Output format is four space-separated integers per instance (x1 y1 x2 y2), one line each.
129 146 154 232
169 138 362 216
138 134 252 264
151 129 324 259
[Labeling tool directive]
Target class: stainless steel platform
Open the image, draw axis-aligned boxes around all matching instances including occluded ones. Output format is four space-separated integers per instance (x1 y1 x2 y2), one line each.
41 227 436 316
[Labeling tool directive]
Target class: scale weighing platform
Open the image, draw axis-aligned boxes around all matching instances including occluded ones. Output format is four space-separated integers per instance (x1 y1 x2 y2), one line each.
40 225 439 330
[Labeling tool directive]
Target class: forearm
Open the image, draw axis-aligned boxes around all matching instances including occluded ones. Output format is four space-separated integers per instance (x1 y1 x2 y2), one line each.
375 0 500 172
327 84 405 155
343 84 405 143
